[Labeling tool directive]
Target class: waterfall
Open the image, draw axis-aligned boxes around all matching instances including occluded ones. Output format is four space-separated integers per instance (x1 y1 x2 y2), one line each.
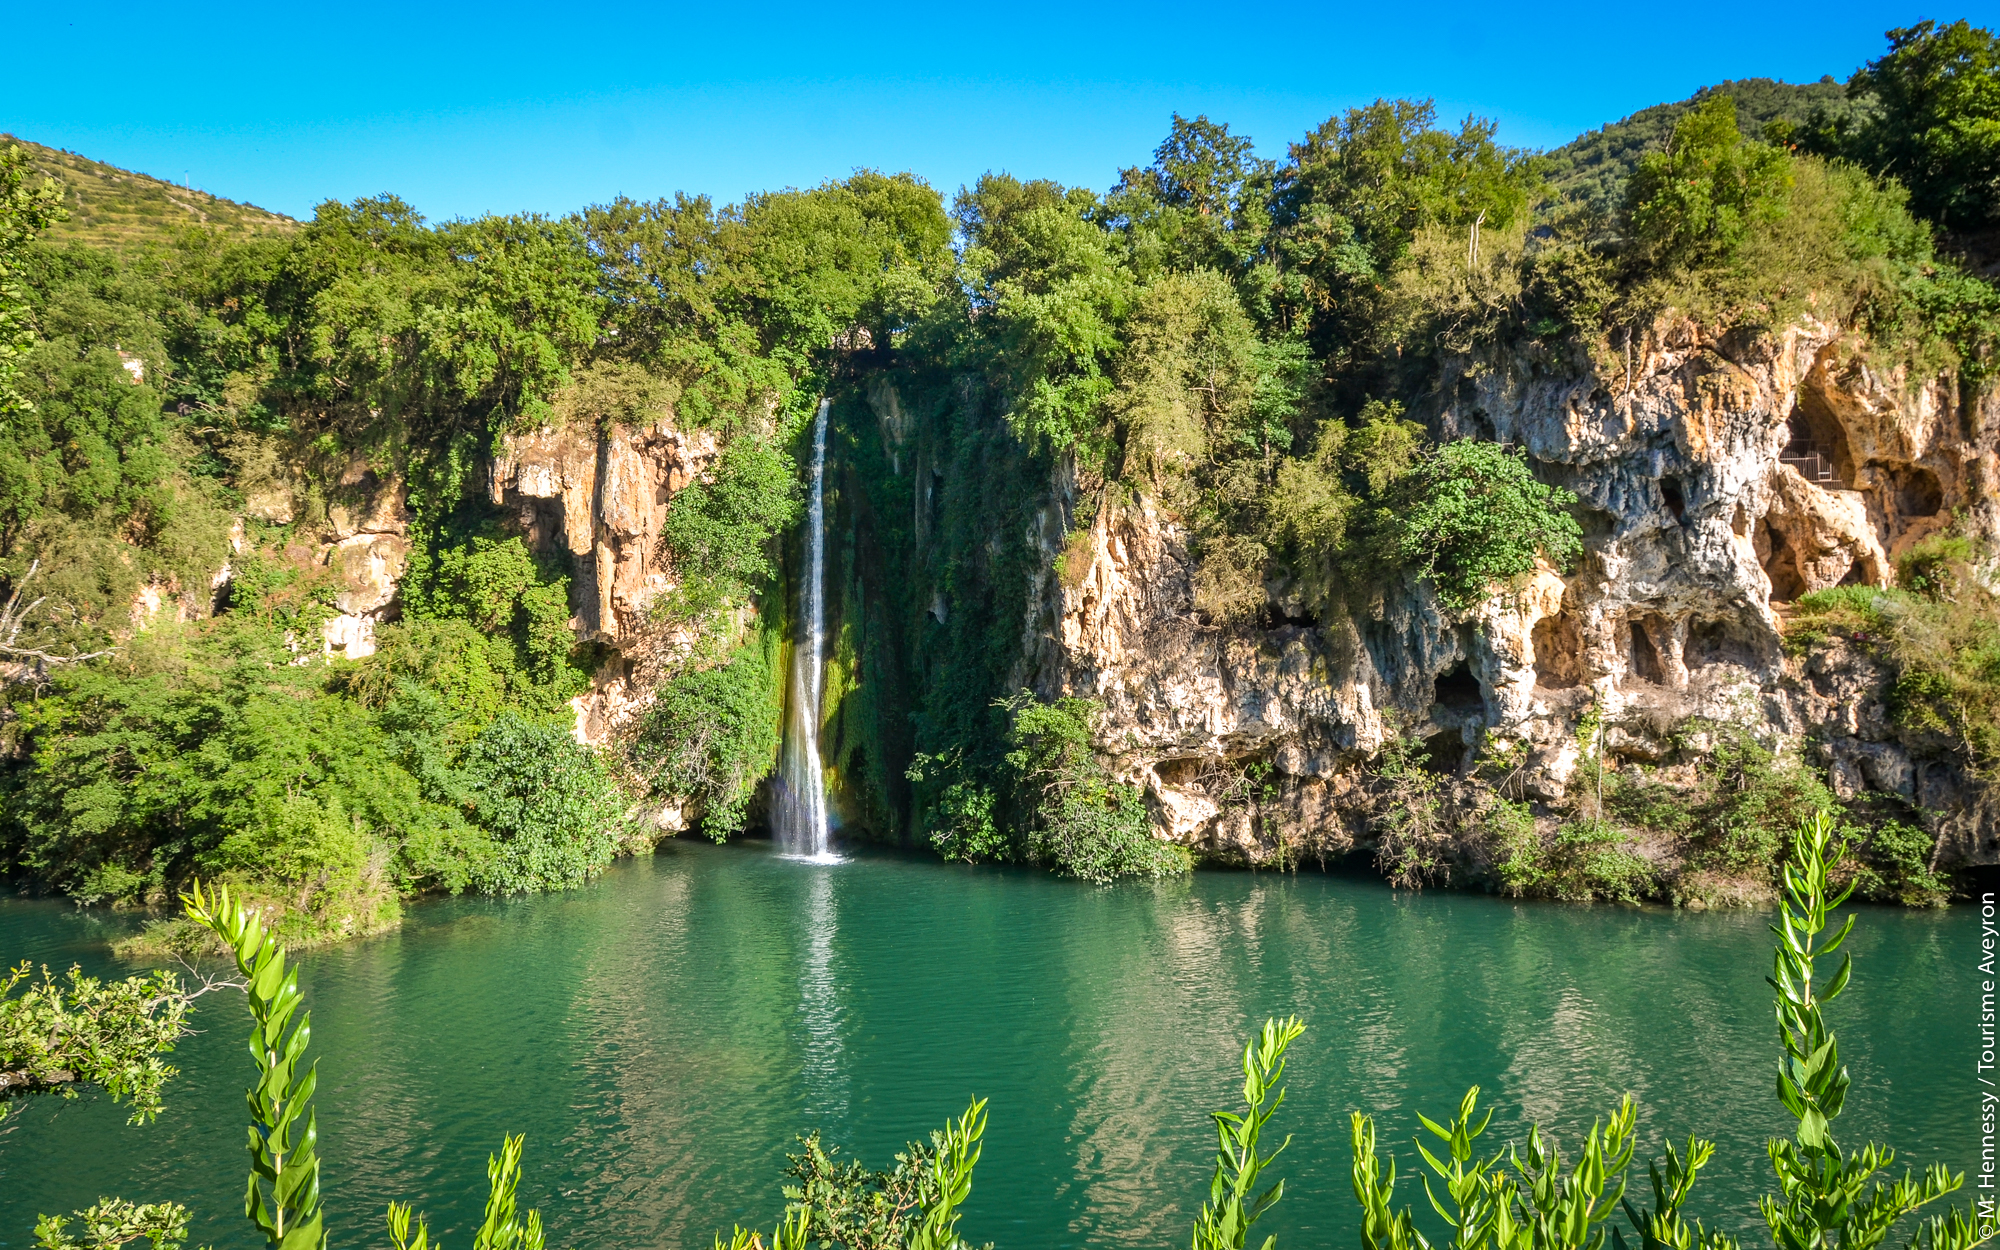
777 397 838 862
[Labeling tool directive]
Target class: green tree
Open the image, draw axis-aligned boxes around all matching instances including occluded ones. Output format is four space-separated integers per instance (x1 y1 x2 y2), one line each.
661 435 801 620
1625 95 1794 270
1105 114 1275 279
1269 100 1539 374
1837 21 2000 232
630 643 782 840
958 175 1132 455
1369 440 1582 617
0 144 66 417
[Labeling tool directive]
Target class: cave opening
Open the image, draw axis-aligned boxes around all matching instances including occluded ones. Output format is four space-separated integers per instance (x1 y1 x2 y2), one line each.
1531 613 1582 689
1422 730 1466 774
1783 394 1856 489
1891 465 1944 518
1756 518 1806 602
1627 620 1666 684
1660 475 1686 522
1434 661 1485 713
1686 617 1758 671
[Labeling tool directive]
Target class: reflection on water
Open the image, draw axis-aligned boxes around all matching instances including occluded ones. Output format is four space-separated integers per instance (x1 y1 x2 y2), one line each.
0 843 1969 1250
797 867 846 1120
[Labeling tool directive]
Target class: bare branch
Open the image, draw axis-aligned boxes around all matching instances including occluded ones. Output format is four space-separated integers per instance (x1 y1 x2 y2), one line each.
0 558 117 683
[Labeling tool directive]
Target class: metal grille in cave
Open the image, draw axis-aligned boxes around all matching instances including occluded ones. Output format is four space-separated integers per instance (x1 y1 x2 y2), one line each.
1780 414 1837 484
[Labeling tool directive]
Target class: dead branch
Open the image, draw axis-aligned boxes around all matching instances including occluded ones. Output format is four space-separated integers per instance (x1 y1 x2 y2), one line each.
1 559 116 682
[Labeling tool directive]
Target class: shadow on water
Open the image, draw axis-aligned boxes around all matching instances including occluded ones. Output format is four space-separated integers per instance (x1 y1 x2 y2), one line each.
0 841 1971 1250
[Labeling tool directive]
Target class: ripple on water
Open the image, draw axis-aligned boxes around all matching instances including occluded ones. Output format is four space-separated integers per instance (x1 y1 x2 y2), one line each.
0 843 1970 1250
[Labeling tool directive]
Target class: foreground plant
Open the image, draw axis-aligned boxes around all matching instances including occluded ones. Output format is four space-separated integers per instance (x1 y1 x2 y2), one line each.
1759 811 1984 1250
1351 809 1993 1250
1354 1086 1647 1250
720 1099 988 1250
1193 1016 1307 1250
387 1134 546 1250
1 961 192 1123
33 1199 193 1250
182 881 550 1250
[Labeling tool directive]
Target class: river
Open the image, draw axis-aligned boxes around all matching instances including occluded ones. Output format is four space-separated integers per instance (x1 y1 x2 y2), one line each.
0 841 1970 1249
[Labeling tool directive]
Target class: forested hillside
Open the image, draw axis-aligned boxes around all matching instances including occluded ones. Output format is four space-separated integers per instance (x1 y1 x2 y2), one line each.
1540 77 1860 213
2 19 1997 942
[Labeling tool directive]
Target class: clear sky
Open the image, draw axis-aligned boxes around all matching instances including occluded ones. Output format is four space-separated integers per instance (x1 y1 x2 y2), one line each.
3 1 1953 223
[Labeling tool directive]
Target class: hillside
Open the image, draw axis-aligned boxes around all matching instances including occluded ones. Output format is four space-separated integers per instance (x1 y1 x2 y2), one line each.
1542 76 1865 213
1 134 295 251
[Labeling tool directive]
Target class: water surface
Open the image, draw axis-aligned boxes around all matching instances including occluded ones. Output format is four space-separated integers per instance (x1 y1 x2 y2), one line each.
0 842 1971 1248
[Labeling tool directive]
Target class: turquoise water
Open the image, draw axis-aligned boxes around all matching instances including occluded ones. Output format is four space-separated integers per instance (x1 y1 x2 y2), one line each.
0 842 1971 1249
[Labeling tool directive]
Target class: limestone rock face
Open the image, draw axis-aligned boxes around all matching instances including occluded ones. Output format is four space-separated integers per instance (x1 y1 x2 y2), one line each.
489 418 719 742
489 419 716 644
320 456 411 661
1029 316 1999 866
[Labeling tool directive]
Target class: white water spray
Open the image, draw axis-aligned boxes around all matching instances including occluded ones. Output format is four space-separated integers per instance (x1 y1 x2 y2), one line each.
777 398 838 862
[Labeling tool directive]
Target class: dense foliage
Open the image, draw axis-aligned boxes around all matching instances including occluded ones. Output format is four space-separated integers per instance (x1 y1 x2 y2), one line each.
3 19 1996 903
853 20 1999 883
631 642 783 841
1000 695 1192 883
0 151 946 927
0 961 190 1123
1800 20 2000 233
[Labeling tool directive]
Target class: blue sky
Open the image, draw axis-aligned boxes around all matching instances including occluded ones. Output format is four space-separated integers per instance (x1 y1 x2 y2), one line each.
5 1 1947 222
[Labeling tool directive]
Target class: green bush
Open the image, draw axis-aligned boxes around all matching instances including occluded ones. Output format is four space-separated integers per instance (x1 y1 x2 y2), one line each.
458 714 627 894
1624 94 1793 269
905 748 1005 864
1849 818 1951 907
630 643 782 841
1608 724 1838 881
1367 440 1582 616
660 436 802 621
1003 695 1191 884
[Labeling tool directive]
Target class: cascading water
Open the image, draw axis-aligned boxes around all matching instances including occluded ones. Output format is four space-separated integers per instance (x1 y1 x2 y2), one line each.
776 397 838 862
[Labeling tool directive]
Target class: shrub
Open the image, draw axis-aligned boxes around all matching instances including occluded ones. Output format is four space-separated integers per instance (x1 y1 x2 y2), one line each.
1608 724 1837 881
1624 94 1793 270
630 643 782 841
1542 819 1656 903
458 714 627 893
1368 440 1582 616
905 748 1005 864
662 435 801 621
1791 538 1999 783
1849 817 1951 907
1003 694 1191 884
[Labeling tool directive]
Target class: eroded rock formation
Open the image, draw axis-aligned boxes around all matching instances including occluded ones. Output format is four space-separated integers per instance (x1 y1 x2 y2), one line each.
1027 315 1999 867
123 413 720 746
487 417 717 742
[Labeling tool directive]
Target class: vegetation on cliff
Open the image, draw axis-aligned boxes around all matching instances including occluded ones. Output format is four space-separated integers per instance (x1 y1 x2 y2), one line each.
2 17 1997 913
861 21 1997 886
0 148 950 937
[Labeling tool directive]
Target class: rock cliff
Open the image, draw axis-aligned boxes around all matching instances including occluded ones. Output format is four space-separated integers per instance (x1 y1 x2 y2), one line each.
484 417 718 741
138 416 721 745
1023 316 1999 869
